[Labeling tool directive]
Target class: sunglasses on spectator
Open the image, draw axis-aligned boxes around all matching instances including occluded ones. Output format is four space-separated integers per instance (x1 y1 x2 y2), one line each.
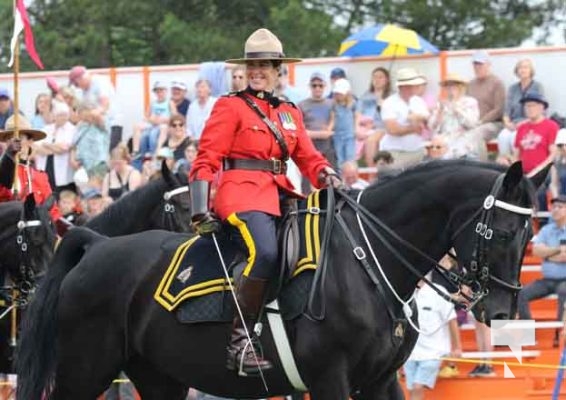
425 145 445 150
557 144 566 148
310 83 324 88
171 122 184 128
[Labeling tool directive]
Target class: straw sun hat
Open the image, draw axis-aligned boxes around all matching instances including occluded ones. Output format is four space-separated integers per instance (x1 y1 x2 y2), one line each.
440 73 468 86
0 115 46 142
226 28 302 64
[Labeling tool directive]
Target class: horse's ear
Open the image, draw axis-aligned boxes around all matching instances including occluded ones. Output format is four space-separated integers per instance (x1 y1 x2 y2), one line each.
23 193 36 216
502 161 524 190
161 160 175 186
528 162 553 190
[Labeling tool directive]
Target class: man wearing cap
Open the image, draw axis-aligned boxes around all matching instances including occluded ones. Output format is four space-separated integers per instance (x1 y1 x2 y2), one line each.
380 68 429 168
298 72 336 189
171 81 190 116
466 50 506 159
189 28 342 375
518 195 566 323
68 65 123 151
513 93 558 176
0 116 61 222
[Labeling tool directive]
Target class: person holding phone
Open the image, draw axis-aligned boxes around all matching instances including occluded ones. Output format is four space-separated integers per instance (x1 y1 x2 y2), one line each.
518 195 566 323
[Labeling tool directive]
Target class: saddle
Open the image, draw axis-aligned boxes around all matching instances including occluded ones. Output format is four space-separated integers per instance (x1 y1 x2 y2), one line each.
153 191 328 323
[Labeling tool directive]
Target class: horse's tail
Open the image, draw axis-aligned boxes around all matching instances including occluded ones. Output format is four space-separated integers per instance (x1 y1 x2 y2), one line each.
16 227 105 400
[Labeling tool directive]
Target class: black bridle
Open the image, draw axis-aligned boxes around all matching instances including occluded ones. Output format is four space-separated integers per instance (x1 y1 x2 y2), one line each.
0 208 45 310
161 186 191 231
329 171 533 313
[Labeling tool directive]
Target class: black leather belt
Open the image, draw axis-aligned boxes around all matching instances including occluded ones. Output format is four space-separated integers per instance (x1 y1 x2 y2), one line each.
223 158 287 174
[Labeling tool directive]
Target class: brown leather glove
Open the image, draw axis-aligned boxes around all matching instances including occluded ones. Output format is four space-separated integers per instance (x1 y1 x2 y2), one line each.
192 212 222 238
318 166 346 190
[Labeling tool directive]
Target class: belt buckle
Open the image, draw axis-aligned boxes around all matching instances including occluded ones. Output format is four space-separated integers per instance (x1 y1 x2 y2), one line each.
271 158 282 174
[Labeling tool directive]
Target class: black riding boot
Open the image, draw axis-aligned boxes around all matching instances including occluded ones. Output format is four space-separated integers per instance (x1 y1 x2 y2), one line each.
226 275 273 374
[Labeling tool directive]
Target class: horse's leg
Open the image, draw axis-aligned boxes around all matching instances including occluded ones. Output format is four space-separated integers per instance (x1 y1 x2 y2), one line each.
308 370 350 400
50 321 125 399
352 374 405 400
124 355 187 400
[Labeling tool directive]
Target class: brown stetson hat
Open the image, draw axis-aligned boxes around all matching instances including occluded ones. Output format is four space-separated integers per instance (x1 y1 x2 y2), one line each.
0 115 47 142
226 28 301 64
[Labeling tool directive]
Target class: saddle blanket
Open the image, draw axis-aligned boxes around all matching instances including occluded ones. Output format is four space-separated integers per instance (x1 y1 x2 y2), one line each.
153 190 326 323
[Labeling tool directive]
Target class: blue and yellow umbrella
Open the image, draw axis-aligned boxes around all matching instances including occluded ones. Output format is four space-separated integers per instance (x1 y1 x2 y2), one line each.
339 24 439 57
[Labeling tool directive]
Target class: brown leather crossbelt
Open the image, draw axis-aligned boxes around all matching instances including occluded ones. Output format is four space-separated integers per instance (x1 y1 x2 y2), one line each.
223 158 287 174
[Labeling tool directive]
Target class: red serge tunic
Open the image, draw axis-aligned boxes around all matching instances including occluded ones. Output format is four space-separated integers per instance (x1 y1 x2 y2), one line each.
0 163 62 220
189 93 330 220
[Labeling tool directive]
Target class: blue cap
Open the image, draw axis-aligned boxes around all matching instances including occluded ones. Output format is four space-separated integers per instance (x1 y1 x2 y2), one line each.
0 88 10 99
83 188 102 200
330 68 346 79
520 92 549 109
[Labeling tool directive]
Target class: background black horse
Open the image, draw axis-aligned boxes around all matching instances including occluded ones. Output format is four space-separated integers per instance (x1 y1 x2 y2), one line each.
0 195 56 374
84 163 192 235
17 160 547 400
0 164 191 378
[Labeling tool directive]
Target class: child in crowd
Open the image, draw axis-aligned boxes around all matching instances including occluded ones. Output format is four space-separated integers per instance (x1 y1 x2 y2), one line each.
404 273 462 400
58 189 87 225
330 78 359 167
131 81 176 159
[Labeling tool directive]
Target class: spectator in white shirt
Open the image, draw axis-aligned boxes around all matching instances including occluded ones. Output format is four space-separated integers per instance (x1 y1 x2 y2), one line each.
34 101 76 194
381 68 429 169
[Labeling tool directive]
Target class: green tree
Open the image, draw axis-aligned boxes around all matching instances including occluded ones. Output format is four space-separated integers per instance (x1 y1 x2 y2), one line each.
307 0 563 50
0 0 561 73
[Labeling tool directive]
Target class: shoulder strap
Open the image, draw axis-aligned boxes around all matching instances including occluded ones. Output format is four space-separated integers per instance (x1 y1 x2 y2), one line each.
236 92 289 161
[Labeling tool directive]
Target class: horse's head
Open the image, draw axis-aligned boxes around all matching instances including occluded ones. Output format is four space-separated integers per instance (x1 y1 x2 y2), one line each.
451 161 549 325
13 194 56 292
157 161 192 233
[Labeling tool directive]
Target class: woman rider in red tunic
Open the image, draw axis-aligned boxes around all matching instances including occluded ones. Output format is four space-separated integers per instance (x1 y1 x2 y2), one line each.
189 28 343 375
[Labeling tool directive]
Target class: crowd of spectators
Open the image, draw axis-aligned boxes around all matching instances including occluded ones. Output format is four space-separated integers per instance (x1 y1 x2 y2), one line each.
0 50 565 398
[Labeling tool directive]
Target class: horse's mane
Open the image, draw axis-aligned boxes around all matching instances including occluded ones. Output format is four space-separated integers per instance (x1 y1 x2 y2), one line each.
363 159 534 208
371 159 505 188
85 177 168 234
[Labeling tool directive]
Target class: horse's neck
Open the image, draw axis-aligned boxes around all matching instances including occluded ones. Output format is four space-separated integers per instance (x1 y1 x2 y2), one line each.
86 181 166 236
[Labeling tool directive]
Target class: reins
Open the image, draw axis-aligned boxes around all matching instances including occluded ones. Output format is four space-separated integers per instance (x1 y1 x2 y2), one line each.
304 171 533 324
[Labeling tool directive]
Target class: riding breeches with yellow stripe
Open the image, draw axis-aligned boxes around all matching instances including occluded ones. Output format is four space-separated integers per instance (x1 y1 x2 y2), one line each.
226 211 278 280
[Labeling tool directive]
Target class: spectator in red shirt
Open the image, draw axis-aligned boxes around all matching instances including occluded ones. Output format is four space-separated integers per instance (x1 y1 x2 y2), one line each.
513 93 558 175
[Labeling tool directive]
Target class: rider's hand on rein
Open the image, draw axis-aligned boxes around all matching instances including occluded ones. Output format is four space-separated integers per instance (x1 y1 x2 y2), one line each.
319 166 346 190
192 212 222 238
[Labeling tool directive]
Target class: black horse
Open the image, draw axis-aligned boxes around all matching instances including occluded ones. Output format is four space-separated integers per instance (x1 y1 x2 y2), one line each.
0 195 56 373
84 163 192 235
0 164 191 375
16 160 548 400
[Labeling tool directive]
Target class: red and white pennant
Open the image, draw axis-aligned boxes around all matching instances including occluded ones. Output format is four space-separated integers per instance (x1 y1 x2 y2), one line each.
8 0 44 69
